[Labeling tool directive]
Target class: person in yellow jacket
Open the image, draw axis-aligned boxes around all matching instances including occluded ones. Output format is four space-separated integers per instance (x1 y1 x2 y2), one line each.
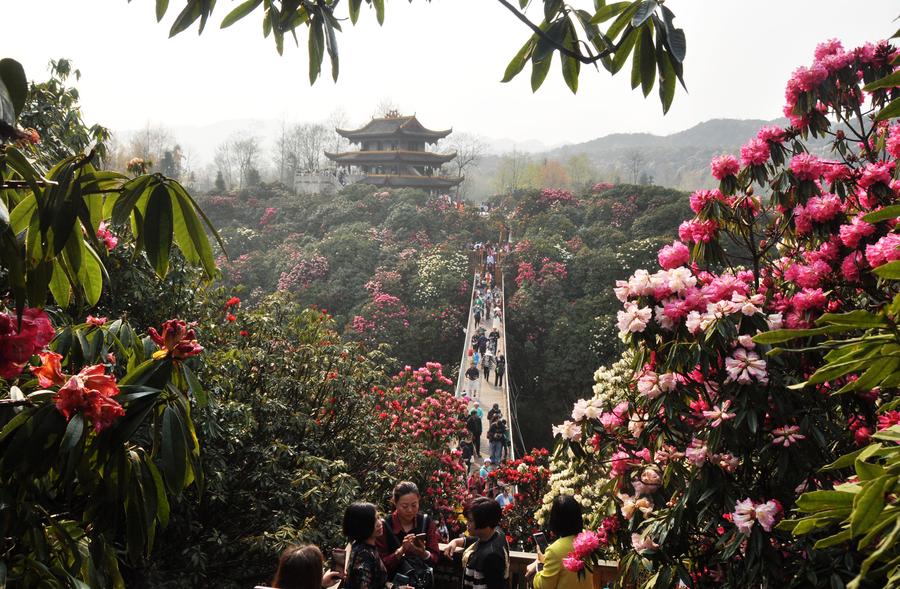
526 496 593 589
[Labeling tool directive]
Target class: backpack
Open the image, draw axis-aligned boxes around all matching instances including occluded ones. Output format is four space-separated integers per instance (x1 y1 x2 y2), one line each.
382 514 434 589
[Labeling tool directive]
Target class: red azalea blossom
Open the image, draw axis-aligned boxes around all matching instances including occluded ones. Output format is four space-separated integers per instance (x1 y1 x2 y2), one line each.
225 296 241 308
0 308 54 379
86 315 107 327
31 351 66 387
55 364 124 431
226 313 237 323
149 319 203 360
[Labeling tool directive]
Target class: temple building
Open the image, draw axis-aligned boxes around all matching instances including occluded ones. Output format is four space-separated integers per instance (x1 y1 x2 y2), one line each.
324 111 463 194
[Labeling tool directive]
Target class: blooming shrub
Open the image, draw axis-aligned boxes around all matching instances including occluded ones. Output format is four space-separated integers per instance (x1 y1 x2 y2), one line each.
375 362 469 521
490 448 550 549
546 38 900 587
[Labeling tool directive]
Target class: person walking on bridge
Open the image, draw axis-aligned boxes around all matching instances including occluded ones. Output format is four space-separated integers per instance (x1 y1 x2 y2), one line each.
466 410 483 455
482 352 494 381
494 355 506 387
465 363 480 398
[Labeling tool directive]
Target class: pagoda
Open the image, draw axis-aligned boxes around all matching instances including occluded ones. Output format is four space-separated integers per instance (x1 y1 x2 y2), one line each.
325 111 463 194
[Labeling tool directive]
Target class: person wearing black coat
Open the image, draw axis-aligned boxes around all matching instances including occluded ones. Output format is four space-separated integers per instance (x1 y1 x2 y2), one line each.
466 410 483 454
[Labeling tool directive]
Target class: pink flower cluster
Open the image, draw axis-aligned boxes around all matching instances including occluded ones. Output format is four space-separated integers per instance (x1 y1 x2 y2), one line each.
657 240 690 270
96 221 118 250
710 155 739 180
731 498 782 534
538 188 579 206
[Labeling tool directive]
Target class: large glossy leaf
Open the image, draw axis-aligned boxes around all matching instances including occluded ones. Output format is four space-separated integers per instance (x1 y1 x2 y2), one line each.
610 27 638 74
169 185 215 277
875 96 900 122
864 70 900 92
143 183 174 278
0 58 27 119
874 260 900 280
169 0 203 37
638 24 655 97
561 26 580 93
501 37 535 83
531 53 553 92
156 0 169 21
158 406 187 494
590 1 630 24
659 5 685 62
220 0 261 28
630 0 657 27
656 41 676 113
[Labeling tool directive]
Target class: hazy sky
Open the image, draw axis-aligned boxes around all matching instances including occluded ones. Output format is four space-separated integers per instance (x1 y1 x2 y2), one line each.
5 1 899 145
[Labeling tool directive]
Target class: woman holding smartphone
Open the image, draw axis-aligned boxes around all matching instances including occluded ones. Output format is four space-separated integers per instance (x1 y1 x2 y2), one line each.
376 481 442 579
526 495 593 589
343 502 387 589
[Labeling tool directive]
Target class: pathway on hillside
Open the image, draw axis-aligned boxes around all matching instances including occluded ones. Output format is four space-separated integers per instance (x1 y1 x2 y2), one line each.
456 269 514 464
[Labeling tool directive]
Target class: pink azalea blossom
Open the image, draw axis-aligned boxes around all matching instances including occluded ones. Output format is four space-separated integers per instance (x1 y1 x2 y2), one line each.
887 124 900 160
679 219 718 244
755 500 782 532
732 498 756 535
857 161 896 190
617 302 652 337
689 189 726 214
658 240 691 269
710 155 740 180
790 153 824 181
631 533 659 553
865 233 900 268
725 347 768 384
572 531 601 558
771 425 806 447
757 126 785 144
684 438 708 466
740 138 770 166
562 556 585 572
702 400 736 428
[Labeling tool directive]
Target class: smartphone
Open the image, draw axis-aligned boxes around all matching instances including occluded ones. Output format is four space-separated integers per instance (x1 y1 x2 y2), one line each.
331 548 347 570
415 532 427 543
532 532 549 553
394 573 411 587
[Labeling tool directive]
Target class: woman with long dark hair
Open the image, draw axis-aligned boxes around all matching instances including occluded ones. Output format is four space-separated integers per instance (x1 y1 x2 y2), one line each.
266 544 343 589
375 481 441 579
343 502 387 589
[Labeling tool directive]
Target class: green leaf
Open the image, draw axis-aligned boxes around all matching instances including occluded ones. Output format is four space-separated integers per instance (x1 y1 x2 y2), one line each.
561 26 580 93
76 239 104 306
169 185 215 278
142 183 174 278
753 324 851 344
308 19 325 84
817 310 887 328
159 406 188 494
864 70 900 91
0 59 27 119
59 413 85 482
169 0 203 37
638 24 655 97
874 260 900 280
796 490 854 512
863 204 900 223
851 476 895 536
373 0 385 25
658 5 685 62
875 96 900 122
590 1 629 24
348 0 362 24
502 37 535 83
156 0 169 21
221 0 261 28
182 364 208 407
814 528 853 549
630 0 657 27
656 41 676 113
610 27 638 74
531 53 553 92
48 259 71 307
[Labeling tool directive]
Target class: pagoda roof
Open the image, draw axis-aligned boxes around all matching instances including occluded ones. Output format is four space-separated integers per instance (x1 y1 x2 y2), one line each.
358 174 463 188
324 150 457 164
337 115 452 142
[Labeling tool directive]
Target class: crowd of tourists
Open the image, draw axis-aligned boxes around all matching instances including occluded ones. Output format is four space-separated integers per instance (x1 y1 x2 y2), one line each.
260 482 594 589
464 273 506 400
